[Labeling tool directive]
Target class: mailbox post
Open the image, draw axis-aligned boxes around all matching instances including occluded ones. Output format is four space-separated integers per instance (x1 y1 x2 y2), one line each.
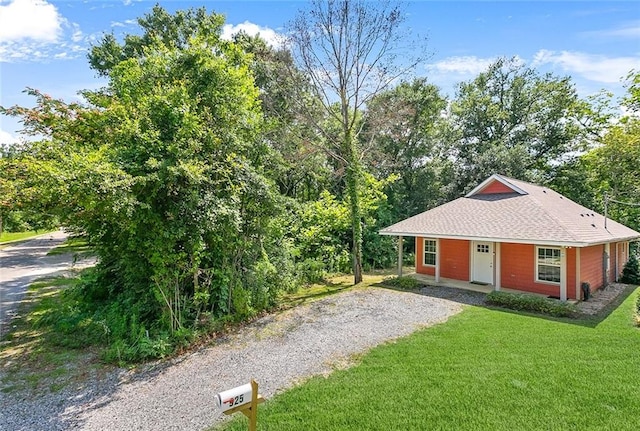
216 380 264 431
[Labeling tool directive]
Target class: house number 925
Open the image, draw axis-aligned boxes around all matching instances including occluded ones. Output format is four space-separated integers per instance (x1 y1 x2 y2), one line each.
227 394 244 407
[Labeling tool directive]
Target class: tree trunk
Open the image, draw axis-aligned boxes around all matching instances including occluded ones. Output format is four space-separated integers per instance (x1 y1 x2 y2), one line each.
344 131 363 284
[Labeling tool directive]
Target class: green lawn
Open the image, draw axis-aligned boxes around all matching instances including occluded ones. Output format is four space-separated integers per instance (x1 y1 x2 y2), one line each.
0 230 50 244
46 236 92 256
217 287 640 431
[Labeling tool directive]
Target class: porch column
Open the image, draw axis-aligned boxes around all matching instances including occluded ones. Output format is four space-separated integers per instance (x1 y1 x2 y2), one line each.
575 248 581 300
604 243 611 285
494 242 501 291
560 247 567 302
397 236 403 277
615 242 619 282
435 238 441 283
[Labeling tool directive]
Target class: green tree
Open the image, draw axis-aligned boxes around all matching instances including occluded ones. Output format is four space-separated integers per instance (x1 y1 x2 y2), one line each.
2 7 290 359
621 253 639 284
448 57 585 194
363 78 452 219
88 5 226 77
232 32 333 202
550 70 640 232
287 0 428 283
582 120 640 232
622 69 640 113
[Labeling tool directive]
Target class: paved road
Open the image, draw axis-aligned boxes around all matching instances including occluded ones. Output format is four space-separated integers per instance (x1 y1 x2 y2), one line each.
0 230 93 336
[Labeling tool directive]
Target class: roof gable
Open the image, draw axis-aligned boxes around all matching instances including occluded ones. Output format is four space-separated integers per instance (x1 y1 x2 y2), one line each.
466 174 527 197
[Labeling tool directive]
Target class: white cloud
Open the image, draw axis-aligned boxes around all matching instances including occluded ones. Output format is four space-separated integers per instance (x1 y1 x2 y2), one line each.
425 56 495 76
581 20 640 39
0 0 61 43
0 128 18 146
221 21 284 48
532 50 639 84
111 19 137 28
0 0 86 62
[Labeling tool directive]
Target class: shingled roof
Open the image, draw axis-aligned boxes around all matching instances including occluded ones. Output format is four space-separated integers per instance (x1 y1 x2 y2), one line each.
379 174 640 247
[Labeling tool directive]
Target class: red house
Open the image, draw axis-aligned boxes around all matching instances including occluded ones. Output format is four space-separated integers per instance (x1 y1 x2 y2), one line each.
380 174 640 301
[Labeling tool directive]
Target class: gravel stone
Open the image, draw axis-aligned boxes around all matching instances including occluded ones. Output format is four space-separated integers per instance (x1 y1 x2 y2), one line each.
575 282 630 315
1 287 472 431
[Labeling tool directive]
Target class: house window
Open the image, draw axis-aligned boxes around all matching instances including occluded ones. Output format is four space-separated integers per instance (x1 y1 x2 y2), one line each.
536 247 561 283
477 244 490 253
423 239 437 266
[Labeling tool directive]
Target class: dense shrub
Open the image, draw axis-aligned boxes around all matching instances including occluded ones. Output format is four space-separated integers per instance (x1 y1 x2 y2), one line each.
382 276 420 290
621 254 640 284
486 291 577 317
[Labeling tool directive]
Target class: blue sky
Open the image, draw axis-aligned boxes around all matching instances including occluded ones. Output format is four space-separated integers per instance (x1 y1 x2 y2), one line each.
1 0 639 144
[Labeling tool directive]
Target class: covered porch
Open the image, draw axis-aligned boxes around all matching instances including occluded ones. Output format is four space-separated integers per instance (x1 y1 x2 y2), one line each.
408 272 494 293
406 272 553 298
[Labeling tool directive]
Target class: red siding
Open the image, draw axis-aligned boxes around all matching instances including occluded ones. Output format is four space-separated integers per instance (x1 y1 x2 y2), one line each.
477 180 515 194
413 236 620 299
580 245 604 291
415 237 435 276
440 239 470 281
500 243 561 297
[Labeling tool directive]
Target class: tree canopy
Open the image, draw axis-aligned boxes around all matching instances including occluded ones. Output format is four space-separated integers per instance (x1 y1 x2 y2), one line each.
448 58 586 194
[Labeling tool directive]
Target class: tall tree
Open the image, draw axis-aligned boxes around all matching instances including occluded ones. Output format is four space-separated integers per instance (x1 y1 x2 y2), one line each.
363 78 450 219
232 32 333 202
287 0 428 283
448 57 585 194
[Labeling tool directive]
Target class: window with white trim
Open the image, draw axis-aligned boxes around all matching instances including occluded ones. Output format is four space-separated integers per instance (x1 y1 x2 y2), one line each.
423 239 437 266
536 247 561 283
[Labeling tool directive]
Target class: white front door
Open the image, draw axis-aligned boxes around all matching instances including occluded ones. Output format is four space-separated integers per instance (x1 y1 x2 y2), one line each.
472 241 494 284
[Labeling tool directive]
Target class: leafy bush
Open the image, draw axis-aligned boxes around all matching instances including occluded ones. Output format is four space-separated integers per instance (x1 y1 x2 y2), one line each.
486 291 577 317
382 276 420 290
296 258 326 284
621 254 640 284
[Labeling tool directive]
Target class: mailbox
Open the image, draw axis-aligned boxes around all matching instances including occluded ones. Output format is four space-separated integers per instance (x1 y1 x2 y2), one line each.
215 383 253 412
215 380 264 431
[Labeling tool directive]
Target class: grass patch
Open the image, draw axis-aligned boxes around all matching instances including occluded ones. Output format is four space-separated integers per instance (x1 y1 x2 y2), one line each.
216 287 640 431
47 236 92 256
0 230 53 244
280 272 394 309
0 275 106 394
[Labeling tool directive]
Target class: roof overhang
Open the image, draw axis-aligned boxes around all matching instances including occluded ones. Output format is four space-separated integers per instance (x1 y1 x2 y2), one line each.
379 230 640 248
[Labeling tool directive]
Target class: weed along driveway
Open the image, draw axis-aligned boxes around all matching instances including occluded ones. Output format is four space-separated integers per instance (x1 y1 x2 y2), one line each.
0 231 84 336
0 286 474 431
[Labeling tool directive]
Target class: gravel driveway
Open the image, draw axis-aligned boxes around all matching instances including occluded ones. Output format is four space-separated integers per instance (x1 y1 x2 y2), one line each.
0 231 96 337
1 286 484 431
